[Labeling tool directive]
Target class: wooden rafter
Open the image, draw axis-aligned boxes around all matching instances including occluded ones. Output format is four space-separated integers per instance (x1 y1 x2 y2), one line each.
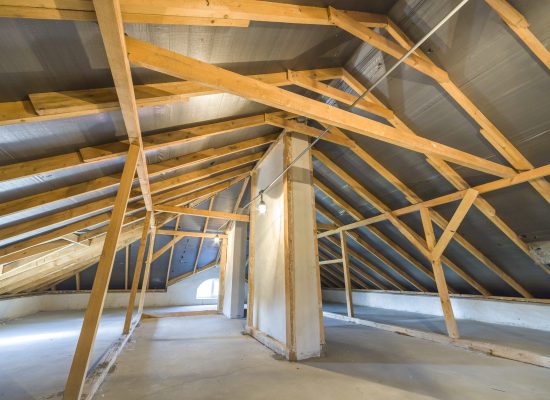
0 134 274 219
125 35 515 178
329 8 550 203
484 0 549 69
340 71 542 277
312 147 489 295
154 205 250 222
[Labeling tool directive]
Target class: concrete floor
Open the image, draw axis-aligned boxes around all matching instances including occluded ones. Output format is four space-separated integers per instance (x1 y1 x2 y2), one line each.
96 314 550 400
324 302 550 355
1 304 550 399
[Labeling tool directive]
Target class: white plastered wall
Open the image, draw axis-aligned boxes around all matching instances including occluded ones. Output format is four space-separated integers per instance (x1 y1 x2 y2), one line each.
223 221 247 318
252 139 287 344
0 266 219 321
323 289 550 332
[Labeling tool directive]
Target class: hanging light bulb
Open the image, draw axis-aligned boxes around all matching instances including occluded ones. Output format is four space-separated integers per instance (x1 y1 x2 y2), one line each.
258 191 267 214
213 233 220 244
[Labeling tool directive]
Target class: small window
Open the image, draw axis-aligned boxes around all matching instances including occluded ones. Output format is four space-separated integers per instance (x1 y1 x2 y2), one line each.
196 278 219 299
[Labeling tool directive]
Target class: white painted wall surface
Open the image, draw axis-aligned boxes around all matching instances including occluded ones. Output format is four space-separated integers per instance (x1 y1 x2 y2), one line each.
253 140 287 344
289 134 322 359
0 267 219 321
323 289 550 332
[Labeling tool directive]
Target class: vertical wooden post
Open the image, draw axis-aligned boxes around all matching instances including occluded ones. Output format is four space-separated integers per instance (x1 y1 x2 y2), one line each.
75 272 80 291
217 238 228 312
340 232 354 318
137 226 156 318
246 172 257 330
124 245 129 290
420 207 459 339
122 211 153 334
164 216 180 287
63 144 140 400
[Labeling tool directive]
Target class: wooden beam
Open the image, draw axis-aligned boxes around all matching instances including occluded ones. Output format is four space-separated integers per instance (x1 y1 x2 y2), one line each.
340 232 354 317
124 245 129 290
1 134 273 218
319 163 550 239
63 143 140 400
319 258 343 265
156 230 228 239
125 36 515 178
0 1 387 26
136 227 156 316
94 0 153 213
484 0 550 69
431 190 479 261
167 260 218 286
193 198 214 273
420 207 459 339
155 205 250 222
164 216 180 287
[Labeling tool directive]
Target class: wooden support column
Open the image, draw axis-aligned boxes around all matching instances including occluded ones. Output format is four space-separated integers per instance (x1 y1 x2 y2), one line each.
217 238 228 312
63 144 140 400
340 232 354 318
420 206 459 339
164 216 180 286
122 211 153 334
124 245 129 290
137 226 157 317
194 198 214 273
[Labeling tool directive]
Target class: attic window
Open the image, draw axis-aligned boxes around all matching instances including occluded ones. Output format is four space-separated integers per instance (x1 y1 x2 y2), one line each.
196 278 219 300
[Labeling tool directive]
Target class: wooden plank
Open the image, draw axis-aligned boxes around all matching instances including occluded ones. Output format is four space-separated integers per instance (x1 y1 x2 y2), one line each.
136 226 156 316
0 1 387 26
156 230 228 239
155 205 250 222
431 189 479 260
0 168 250 264
319 258 343 265
340 232 354 317
0 134 274 218
420 207 459 339
164 215 180 287
125 35 516 178
94 0 153 212
193 198 214 273
484 0 550 69
142 309 218 319
63 143 140 400
124 245 129 290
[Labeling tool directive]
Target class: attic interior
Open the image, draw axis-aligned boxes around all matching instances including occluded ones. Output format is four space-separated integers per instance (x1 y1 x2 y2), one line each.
1 0 549 399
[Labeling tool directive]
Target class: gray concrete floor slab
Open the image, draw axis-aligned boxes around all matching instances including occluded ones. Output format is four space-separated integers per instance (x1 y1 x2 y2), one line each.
324 302 550 355
97 314 550 400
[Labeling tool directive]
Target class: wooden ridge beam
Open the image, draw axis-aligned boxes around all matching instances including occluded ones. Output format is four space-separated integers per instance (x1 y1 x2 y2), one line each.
155 205 250 222
484 0 550 69
125 35 515 178
0 1 387 27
